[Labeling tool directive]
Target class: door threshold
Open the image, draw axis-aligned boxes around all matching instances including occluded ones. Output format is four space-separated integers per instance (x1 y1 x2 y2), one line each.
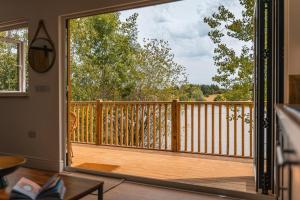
65 166 276 200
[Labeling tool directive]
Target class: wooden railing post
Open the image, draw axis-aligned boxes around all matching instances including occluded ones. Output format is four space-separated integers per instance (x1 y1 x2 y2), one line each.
171 99 180 152
96 99 103 145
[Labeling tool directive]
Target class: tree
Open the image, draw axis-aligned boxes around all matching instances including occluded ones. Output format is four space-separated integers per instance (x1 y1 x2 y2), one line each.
70 13 187 101
70 13 139 101
204 0 254 101
200 84 225 97
135 39 186 100
179 84 205 101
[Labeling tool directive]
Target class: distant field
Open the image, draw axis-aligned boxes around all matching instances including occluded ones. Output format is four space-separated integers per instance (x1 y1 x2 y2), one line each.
205 94 220 101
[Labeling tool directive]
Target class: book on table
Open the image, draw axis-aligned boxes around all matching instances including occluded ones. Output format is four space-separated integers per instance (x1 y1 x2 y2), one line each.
10 174 66 200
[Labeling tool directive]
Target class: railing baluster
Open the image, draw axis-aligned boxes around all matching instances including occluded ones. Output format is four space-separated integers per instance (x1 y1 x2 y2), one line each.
131 104 134 146
191 103 194 152
250 103 253 158
72 105 76 142
147 104 151 148
115 105 118 145
242 104 245 157
125 104 129 146
75 106 79 142
159 104 162 150
110 104 113 145
198 103 201 153
136 104 139 147
120 105 123 146
78 106 81 142
219 104 222 155
212 103 215 154
164 104 168 150
86 105 89 143
90 104 94 143
74 105 80 142
99 101 103 145
234 104 237 156
153 104 156 149
141 104 145 148
205 104 208 154
177 102 181 151
96 100 103 145
77 105 80 142
81 105 84 143
226 104 230 155
105 105 108 144
184 104 188 152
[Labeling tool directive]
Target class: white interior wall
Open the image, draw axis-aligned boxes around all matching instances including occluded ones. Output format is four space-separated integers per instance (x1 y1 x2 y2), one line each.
0 0 172 171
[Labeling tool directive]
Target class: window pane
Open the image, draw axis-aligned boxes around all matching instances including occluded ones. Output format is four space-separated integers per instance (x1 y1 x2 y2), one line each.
0 27 28 92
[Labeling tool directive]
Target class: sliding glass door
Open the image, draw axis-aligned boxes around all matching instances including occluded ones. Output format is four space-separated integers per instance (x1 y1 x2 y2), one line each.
254 0 273 194
255 0 284 194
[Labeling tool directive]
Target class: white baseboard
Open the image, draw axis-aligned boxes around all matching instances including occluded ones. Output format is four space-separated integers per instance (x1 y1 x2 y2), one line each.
0 152 64 172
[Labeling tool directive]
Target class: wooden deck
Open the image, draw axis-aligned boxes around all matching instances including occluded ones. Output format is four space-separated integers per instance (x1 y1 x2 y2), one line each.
71 143 256 194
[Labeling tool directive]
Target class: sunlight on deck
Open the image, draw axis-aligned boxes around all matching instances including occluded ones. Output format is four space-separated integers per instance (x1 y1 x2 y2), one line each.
71 143 255 193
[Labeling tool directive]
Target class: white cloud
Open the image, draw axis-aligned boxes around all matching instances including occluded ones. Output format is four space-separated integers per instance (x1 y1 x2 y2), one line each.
176 56 217 84
170 36 213 58
120 0 243 84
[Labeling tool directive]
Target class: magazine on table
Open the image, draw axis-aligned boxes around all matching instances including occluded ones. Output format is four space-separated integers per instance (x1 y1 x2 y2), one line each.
10 174 66 200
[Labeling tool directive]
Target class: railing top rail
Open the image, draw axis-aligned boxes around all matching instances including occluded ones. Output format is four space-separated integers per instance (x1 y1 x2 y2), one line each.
71 101 173 104
71 101 97 104
179 101 253 105
100 101 173 104
70 100 253 105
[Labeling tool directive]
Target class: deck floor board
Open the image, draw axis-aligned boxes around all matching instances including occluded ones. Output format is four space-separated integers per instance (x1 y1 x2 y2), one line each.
72 143 255 193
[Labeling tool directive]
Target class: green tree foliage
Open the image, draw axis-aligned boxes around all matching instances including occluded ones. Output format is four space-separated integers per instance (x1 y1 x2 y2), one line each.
213 94 226 101
179 84 205 101
200 84 225 97
204 0 254 101
70 13 187 101
0 28 27 91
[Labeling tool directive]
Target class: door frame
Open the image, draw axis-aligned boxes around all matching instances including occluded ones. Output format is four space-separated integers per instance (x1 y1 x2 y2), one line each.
254 0 267 193
254 0 285 194
272 0 285 195
60 0 285 196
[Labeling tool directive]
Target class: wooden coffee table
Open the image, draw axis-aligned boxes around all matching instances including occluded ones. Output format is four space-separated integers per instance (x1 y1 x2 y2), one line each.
60 175 103 200
0 156 26 188
0 168 104 200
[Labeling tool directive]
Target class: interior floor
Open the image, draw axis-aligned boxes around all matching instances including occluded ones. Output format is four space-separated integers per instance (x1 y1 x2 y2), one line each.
71 143 256 194
5 168 237 200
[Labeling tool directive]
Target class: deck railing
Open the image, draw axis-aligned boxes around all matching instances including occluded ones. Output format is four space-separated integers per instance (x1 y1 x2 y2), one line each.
70 100 254 158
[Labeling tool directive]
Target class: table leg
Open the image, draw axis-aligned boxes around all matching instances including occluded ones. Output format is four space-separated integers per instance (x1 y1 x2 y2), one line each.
98 185 103 200
0 176 7 189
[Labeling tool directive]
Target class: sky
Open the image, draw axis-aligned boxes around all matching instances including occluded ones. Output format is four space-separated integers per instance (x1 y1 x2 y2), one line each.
120 0 243 85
